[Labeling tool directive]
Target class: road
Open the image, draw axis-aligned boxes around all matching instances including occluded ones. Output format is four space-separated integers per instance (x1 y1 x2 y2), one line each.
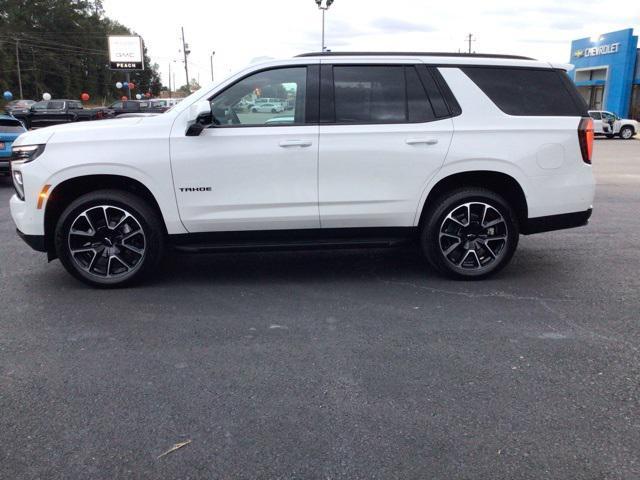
0 138 639 479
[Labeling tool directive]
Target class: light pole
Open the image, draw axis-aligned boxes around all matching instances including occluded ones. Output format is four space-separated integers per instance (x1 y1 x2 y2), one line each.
314 0 334 52
210 51 215 82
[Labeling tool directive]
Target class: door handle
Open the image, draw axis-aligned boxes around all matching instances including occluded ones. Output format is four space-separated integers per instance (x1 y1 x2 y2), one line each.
279 140 312 148
405 138 438 145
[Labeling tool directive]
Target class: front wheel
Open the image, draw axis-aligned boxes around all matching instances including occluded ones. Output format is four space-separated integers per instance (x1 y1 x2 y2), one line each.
421 188 519 280
55 190 165 287
619 126 634 140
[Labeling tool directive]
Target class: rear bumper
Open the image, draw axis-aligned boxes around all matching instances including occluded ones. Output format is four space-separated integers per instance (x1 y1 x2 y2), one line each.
16 229 47 252
522 208 592 235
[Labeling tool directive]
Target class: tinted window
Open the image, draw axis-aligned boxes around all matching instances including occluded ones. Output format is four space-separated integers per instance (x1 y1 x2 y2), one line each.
211 67 306 126
69 101 82 109
334 66 405 123
48 101 64 110
32 102 48 111
589 111 602 120
110 102 123 109
406 67 435 122
462 67 585 116
0 119 25 132
331 66 436 124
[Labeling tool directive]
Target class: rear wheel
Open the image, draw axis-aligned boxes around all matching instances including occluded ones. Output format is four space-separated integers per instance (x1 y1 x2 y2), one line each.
55 190 165 287
421 188 519 279
619 126 634 139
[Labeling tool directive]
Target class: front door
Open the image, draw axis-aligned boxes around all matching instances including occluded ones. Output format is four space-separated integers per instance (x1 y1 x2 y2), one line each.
318 63 453 228
170 65 320 233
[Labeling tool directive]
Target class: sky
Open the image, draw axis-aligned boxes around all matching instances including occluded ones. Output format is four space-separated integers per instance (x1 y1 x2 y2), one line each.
101 0 639 90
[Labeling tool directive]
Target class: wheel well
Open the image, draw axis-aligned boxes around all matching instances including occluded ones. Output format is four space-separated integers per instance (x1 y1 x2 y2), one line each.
44 175 166 259
419 171 528 227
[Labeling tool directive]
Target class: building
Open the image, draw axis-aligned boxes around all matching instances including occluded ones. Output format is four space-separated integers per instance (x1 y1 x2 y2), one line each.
569 28 640 120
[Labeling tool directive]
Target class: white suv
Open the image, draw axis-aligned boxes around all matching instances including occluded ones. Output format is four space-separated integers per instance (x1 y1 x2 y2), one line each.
9 52 595 287
588 110 638 139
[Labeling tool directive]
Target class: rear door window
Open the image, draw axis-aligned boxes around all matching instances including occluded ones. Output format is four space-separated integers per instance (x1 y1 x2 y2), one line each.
462 67 586 116
331 65 436 124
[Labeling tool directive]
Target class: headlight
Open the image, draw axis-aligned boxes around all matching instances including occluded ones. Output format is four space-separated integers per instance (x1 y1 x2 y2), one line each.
11 144 46 165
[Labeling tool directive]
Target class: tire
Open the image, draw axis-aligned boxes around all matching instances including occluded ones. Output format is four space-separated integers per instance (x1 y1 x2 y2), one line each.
54 190 165 288
271 108 276 113
619 126 634 140
251 108 257 113
420 187 519 280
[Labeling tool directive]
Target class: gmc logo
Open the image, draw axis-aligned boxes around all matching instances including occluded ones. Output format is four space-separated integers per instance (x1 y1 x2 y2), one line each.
180 187 212 192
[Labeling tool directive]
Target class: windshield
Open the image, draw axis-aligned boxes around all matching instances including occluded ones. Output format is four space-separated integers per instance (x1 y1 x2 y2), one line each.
0 119 25 132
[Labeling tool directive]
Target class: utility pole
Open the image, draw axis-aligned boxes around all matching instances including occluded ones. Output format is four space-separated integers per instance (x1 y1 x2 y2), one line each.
15 38 23 99
210 51 215 82
168 62 172 98
466 33 475 54
181 27 190 93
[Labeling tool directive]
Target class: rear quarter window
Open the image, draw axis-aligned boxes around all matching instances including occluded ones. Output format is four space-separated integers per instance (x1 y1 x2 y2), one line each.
462 67 587 116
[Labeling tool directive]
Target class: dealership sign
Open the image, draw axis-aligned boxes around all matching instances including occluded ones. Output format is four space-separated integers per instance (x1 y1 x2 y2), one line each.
108 36 144 70
574 42 621 59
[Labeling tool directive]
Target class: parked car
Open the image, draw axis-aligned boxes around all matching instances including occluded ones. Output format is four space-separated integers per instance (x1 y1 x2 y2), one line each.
4 100 36 124
264 115 295 125
9 52 595 287
108 100 169 117
148 99 183 113
25 100 112 129
588 110 638 139
0 115 26 175
251 103 284 113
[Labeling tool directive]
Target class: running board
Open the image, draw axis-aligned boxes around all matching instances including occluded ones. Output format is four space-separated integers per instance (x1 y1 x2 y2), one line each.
169 227 416 254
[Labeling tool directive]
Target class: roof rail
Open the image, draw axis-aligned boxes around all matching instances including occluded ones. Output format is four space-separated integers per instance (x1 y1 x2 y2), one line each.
295 51 536 60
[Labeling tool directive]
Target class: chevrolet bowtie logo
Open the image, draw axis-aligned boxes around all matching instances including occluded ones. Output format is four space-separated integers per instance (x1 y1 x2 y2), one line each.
574 49 585 58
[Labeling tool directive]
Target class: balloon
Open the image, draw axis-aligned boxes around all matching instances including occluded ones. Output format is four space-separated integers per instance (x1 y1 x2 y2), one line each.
3 91 12 101
136 94 142 100
116 82 123 89
123 82 129 88
81 92 90 102
121 96 128 101
42 92 52 101
128 82 135 90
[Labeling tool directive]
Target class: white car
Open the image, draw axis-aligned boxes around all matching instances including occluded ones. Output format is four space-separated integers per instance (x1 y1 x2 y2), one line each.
251 103 284 113
588 110 638 139
9 52 595 287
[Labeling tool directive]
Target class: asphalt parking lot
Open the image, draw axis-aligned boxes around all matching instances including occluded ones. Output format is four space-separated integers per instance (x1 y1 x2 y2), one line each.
1 138 639 479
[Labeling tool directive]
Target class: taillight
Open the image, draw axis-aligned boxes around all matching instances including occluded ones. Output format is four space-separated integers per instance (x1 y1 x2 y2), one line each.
578 117 594 164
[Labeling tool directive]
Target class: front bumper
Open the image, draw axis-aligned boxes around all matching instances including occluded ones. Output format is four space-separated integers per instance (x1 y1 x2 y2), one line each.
16 228 47 252
0 159 9 174
522 208 592 235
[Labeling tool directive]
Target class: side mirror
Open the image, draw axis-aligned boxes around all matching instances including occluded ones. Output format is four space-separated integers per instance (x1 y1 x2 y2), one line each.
186 100 212 137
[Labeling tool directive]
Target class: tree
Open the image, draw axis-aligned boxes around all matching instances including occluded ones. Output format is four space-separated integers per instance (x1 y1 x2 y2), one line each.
0 0 162 106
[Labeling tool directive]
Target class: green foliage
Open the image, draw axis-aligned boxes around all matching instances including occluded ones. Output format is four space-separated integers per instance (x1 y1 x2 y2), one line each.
0 0 162 105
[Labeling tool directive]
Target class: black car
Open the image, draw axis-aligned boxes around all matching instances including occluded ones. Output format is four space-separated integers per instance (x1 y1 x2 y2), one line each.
24 100 113 129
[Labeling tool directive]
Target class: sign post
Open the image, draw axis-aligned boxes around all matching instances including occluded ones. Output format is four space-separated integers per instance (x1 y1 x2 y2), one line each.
108 36 144 100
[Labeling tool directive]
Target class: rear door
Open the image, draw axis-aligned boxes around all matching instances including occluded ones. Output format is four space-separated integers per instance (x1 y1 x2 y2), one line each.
317 60 454 228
